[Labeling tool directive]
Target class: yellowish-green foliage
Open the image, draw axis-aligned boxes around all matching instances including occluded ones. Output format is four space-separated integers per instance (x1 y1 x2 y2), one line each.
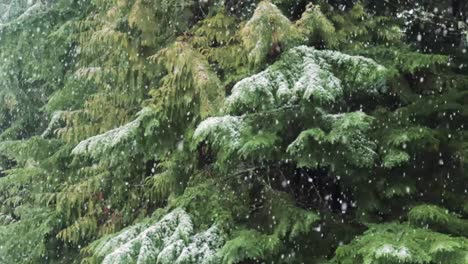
128 0 158 46
191 11 250 86
296 3 338 48
149 41 224 119
240 1 300 67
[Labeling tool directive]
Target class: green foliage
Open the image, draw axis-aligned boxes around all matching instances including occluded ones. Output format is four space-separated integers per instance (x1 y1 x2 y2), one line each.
0 137 62 164
332 222 468 264
0 0 467 263
408 205 468 237
169 177 250 228
195 46 387 174
322 2 402 49
288 112 376 169
218 229 281 264
379 126 439 169
218 191 320 263
0 207 60 263
355 46 449 74
0 1 77 141
265 189 320 239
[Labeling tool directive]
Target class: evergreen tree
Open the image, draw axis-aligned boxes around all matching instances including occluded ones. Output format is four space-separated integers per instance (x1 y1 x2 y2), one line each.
0 0 466 263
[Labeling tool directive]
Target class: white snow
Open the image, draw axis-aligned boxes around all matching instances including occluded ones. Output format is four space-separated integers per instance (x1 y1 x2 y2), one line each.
224 46 386 115
193 115 244 148
375 244 411 260
95 208 223 264
71 107 154 158
41 111 65 138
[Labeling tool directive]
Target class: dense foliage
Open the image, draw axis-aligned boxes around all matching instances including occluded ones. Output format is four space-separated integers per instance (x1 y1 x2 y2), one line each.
0 0 467 263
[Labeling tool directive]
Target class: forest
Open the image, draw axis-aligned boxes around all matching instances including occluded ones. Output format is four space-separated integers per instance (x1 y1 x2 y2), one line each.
0 0 467 263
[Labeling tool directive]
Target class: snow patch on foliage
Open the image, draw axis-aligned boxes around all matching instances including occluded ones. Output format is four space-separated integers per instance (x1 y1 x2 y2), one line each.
375 244 411 260
41 111 65 138
71 119 140 157
0 0 46 26
316 48 387 93
225 46 386 114
71 108 154 158
89 208 223 264
193 115 244 148
174 226 224 264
